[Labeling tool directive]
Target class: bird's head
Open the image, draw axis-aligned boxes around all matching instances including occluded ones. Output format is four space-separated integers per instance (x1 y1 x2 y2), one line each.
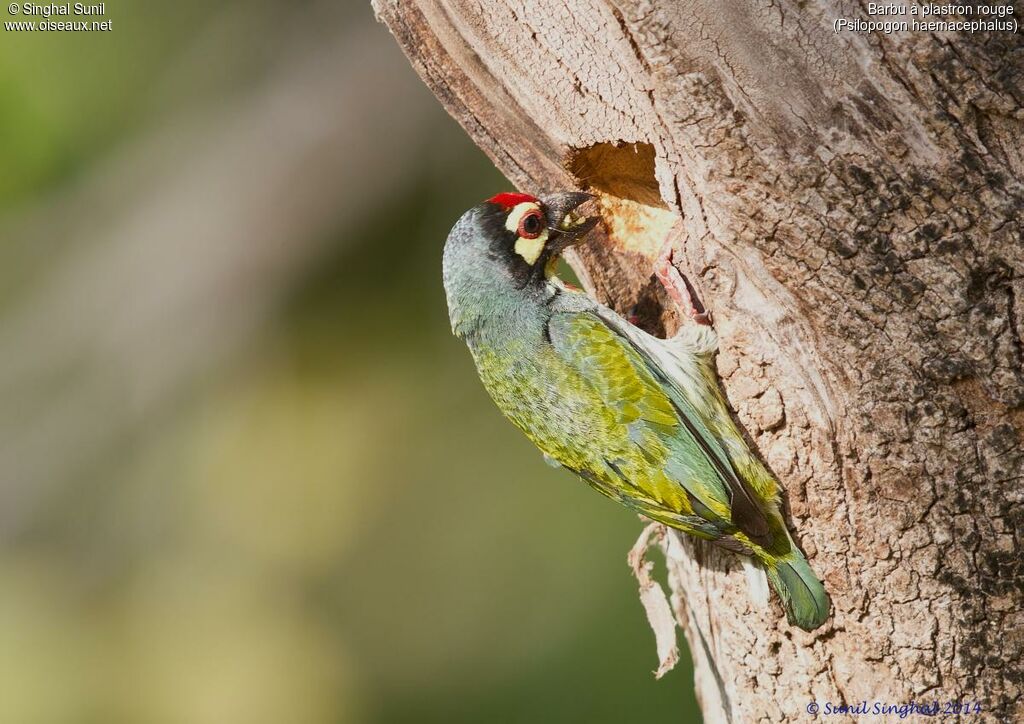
443 190 599 292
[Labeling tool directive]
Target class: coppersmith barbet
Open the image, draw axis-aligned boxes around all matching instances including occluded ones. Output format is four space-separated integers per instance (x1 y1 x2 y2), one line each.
442 191 829 630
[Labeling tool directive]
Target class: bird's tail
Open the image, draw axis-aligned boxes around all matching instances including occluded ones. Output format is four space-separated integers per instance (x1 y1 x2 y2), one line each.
763 543 830 631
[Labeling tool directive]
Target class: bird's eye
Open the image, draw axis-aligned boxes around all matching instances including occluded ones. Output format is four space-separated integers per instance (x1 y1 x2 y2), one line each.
517 210 544 239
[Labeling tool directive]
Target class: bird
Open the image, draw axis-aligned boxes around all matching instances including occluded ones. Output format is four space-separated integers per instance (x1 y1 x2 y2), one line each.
442 190 830 630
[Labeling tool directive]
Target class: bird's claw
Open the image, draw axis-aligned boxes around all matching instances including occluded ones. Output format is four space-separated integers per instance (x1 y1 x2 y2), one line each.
654 243 713 327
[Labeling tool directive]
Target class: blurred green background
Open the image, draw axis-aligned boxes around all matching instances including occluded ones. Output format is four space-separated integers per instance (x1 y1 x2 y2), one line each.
0 1 696 722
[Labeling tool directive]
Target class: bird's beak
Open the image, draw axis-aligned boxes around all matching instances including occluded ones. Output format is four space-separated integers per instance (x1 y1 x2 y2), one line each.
542 192 600 256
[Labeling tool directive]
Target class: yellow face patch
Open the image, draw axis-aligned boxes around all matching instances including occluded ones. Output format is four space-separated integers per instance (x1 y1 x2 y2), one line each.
505 202 549 265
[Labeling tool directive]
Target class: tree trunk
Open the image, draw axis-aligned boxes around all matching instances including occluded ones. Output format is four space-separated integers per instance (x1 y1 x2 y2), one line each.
372 1 1024 720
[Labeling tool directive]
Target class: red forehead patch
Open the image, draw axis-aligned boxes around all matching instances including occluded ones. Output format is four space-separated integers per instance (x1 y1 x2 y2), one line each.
487 192 539 210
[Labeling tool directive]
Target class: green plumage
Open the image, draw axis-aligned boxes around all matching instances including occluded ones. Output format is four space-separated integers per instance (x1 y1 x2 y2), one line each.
443 198 830 631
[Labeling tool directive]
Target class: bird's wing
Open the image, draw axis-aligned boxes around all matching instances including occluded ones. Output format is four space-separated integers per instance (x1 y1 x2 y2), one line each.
547 311 772 545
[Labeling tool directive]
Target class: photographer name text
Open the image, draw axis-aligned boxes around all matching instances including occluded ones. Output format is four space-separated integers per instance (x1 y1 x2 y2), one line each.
11 3 104 16
5 3 110 32
807 700 983 718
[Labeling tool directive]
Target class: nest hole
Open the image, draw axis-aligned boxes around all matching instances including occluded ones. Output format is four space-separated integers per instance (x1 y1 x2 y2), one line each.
566 142 680 335
567 141 677 259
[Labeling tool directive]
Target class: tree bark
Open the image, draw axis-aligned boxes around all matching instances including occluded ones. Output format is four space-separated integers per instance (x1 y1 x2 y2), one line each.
373 1 1024 720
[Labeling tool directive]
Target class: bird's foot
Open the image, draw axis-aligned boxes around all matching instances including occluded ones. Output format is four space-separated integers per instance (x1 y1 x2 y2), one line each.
654 242 713 327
